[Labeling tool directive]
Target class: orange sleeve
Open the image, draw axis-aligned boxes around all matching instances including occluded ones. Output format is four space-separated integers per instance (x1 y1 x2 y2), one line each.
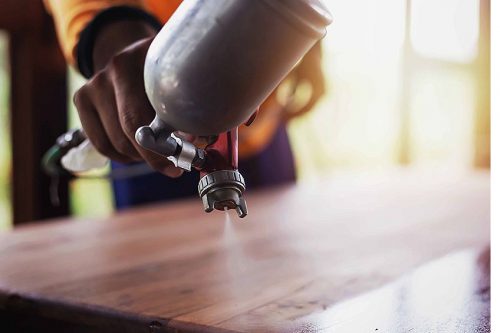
43 0 180 66
145 0 183 23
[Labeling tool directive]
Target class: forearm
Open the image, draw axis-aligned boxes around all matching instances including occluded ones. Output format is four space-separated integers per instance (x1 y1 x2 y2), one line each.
43 0 147 65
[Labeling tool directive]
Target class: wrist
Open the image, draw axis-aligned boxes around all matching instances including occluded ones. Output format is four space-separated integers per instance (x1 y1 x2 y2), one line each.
76 6 161 78
93 20 157 71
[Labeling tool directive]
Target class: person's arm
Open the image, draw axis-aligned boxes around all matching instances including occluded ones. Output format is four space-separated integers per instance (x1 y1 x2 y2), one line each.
281 42 326 123
44 0 184 176
44 0 147 67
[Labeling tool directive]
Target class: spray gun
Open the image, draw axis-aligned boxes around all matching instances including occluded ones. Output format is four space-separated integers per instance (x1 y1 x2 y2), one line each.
44 0 332 218
134 120 247 216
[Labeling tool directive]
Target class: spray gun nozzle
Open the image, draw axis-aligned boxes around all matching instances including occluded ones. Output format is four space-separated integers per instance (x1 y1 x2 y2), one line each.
198 170 248 218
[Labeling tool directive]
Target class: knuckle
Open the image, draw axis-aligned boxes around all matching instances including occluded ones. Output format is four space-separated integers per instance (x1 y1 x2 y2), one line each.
110 51 130 72
87 71 108 88
115 138 134 156
73 87 88 108
109 46 145 79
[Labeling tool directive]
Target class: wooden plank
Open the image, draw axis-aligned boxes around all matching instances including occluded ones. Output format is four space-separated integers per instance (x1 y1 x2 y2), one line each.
6 3 69 224
0 171 490 332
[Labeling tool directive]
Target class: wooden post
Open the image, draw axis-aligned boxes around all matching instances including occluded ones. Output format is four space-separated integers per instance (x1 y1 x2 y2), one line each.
1 1 69 224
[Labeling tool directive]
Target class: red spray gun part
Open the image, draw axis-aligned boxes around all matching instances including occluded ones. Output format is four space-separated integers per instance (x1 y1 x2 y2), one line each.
198 128 247 218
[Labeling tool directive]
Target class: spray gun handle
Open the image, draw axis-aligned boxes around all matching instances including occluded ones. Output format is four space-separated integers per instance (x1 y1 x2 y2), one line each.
61 139 109 172
51 129 109 173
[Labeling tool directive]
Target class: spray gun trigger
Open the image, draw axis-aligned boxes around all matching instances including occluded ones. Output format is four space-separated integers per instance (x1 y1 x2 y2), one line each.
136 123 205 171
135 126 178 156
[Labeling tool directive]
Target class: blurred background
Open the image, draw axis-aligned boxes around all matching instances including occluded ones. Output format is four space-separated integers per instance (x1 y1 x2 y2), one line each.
0 0 490 230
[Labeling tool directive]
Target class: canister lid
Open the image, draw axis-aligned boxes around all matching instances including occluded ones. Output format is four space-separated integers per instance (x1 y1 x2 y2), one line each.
263 0 333 37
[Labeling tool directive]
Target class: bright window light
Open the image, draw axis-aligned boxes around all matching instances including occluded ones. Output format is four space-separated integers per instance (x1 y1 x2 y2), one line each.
410 0 480 63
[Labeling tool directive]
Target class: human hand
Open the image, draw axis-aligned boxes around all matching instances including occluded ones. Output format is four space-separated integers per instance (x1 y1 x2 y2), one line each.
74 22 183 177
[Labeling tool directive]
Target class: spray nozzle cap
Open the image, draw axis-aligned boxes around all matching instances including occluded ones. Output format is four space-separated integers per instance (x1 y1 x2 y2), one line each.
198 170 247 218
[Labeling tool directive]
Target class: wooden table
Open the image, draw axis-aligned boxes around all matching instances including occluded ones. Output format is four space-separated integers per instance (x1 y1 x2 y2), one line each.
0 171 490 332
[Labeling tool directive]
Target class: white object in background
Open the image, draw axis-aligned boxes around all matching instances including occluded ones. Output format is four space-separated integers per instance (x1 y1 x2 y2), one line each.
61 139 109 172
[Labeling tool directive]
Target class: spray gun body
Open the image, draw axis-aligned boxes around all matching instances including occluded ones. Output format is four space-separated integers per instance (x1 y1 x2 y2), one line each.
135 0 332 217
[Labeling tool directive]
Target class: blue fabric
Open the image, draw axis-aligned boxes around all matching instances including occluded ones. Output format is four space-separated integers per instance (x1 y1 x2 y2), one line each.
112 125 296 209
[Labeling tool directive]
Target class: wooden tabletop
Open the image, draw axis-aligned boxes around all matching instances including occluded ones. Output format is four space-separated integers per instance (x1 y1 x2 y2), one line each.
0 170 490 332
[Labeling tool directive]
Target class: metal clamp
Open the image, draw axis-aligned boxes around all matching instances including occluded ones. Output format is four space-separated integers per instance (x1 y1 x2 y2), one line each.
167 134 198 171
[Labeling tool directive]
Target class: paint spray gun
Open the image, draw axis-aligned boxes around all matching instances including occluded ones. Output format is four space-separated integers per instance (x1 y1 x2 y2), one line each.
45 0 332 218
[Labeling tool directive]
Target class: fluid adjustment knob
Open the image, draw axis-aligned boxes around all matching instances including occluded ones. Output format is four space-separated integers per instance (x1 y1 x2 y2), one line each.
198 170 248 218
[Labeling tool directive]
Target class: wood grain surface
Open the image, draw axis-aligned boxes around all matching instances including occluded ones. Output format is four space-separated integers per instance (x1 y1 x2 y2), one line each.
0 170 490 332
